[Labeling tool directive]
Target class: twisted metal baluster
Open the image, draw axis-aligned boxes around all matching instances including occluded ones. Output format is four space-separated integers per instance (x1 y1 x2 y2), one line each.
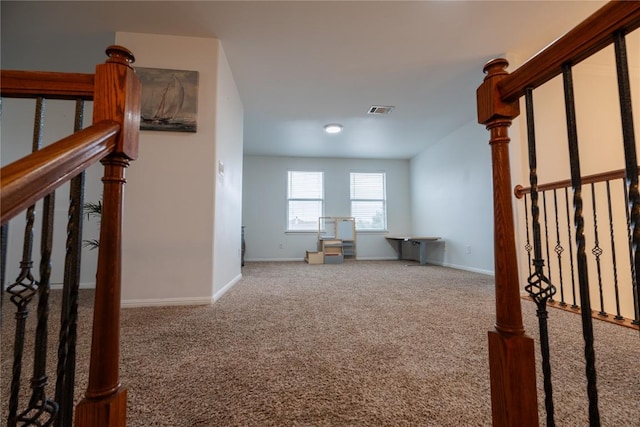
524 194 533 277
614 31 640 328
623 179 639 325
605 181 624 321
523 88 556 426
7 97 46 427
590 183 607 317
0 99 4 324
563 64 600 426
552 189 566 306
565 187 578 309
54 100 86 427
17 192 58 426
542 191 554 302
1 223 8 326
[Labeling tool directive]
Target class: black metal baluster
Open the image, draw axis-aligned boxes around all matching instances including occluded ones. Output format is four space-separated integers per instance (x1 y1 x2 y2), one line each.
523 88 556 427
542 191 554 302
54 100 86 427
605 180 624 321
590 183 607 317
565 187 579 309
613 31 640 327
17 192 58 425
622 180 639 325
524 194 533 277
7 97 46 427
563 63 600 426
553 189 566 306
1 223 8 326
0 99 4 324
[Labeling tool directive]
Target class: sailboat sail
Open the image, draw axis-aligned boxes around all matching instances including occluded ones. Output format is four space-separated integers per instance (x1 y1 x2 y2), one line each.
147 75 185 123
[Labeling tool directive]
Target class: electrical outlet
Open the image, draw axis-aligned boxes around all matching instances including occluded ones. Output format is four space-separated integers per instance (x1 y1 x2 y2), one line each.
465 245 471 254
279 243 284 249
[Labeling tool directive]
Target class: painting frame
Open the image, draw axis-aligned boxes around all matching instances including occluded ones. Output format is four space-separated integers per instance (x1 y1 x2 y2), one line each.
136 67 199 133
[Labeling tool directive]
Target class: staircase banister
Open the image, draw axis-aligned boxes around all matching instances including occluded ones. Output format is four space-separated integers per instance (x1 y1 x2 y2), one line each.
0 120 119 224
497 1 640 103
514 167 634 199
1 69 95 100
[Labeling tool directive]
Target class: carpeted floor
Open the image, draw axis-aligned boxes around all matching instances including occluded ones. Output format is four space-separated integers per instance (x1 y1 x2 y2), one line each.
2 260 639 426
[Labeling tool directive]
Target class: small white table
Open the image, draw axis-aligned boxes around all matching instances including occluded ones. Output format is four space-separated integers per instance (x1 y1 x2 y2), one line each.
385 236 441 265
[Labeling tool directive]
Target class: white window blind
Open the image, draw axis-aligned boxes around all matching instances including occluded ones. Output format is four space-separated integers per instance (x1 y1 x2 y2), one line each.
350 172 386 231
287 171 324 231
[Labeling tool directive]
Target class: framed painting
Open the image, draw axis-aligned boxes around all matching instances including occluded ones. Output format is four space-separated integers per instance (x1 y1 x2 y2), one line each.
136 67 199 132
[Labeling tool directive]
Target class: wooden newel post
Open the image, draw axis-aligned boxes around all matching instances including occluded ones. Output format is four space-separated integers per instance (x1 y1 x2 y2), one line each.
74 45 140 427
477 58 539 426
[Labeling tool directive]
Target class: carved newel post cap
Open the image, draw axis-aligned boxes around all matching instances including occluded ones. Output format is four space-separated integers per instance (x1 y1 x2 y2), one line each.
482 58 509 79
105 45 135 68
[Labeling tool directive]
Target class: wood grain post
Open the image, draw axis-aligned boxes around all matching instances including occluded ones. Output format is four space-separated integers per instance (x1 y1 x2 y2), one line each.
74 46 140 427
477 58 539 426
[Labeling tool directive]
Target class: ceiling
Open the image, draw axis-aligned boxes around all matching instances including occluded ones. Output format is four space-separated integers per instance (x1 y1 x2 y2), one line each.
2 1 607 159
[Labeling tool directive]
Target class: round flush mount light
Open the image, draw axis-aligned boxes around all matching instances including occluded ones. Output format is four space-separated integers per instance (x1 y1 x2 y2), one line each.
324 124 343 134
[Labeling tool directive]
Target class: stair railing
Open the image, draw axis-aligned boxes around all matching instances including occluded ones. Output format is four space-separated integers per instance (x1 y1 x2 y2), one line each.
476 2 640 425
515 170 640 329
1 45 140 427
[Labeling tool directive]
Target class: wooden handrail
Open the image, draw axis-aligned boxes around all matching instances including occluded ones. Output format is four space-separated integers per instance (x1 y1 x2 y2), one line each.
1 70 95 100
0 121 119 224
498 1 640 102
514 168 634 199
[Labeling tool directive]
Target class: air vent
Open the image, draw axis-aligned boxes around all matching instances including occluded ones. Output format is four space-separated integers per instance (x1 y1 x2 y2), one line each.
368 105 394 115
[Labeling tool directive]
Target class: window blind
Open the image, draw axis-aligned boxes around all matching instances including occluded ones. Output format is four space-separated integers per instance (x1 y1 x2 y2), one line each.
287 171 324 231
350 172 386 230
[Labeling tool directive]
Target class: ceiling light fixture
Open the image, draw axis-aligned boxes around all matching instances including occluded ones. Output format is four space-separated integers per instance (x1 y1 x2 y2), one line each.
324 124 343 134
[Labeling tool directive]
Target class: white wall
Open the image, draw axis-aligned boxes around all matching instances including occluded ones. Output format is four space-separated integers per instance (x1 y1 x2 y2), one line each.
213 47 244 300
115 32 243 306
410 121 495 275
242 156 411 261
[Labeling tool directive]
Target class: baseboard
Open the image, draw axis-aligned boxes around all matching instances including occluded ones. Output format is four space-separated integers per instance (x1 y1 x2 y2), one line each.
243 257 494 276
121 296 212 308
247 257 399 262
213 273 242 302
120 273 244 308
50 282 96 290
438 261 494 276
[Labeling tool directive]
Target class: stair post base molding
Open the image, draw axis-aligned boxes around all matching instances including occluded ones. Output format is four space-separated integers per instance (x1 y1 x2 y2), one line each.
488 330 539 426
74 387 127 427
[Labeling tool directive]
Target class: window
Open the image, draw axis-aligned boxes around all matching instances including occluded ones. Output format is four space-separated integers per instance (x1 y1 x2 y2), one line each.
350 172 386 231
287 171 324 231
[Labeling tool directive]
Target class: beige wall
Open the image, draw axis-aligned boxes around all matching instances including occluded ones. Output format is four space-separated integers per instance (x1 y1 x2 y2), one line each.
116 32 243 306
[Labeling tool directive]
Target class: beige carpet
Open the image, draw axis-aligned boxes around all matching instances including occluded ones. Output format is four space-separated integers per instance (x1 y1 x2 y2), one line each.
2 260 639 426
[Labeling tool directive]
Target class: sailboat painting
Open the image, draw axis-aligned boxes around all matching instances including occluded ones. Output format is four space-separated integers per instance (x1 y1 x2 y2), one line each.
137 67 199 132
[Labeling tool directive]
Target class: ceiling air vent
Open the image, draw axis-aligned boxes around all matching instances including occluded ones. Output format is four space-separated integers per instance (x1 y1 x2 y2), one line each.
368 105 394 115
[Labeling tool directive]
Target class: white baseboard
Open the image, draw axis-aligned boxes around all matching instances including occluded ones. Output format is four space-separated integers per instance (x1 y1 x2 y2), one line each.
120 273 244 308
213 273 242 302
246 257 401 262
50 282 96 290
121 296 212 308
437 261 494 276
